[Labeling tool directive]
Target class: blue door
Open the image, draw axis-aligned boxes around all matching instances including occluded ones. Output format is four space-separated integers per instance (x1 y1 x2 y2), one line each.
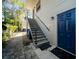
57 8 76 54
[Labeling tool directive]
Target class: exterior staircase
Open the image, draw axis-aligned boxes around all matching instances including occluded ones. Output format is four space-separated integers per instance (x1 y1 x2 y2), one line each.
28 18 51 50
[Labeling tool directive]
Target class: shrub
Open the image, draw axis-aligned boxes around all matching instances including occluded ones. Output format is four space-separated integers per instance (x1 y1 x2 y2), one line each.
2 31 10 41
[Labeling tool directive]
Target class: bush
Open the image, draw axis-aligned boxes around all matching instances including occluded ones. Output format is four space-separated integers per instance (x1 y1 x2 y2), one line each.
9 25 18 32
2 31 10 41
18 22 22 31
6 24 18 32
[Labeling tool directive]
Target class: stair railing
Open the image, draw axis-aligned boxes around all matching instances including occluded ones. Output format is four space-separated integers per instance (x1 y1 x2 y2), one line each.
35 14 50 31
27 18 38 45
34 28 38 45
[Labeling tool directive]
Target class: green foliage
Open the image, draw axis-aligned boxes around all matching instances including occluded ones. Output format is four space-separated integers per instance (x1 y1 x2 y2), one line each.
6 19 17 25
11 0 26 8
16 10 23 15
2 32 10 41
17 21 22 31
8 25 18 32
2 0 26 48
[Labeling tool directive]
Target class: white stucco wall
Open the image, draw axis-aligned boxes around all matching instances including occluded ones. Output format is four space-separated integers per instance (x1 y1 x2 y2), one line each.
35 0 76 46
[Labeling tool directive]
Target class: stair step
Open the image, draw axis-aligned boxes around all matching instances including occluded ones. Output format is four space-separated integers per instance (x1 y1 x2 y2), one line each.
34 38 47 42
30 26 36 29
32 34 45 36
33 37 47 40
32 33 43 35
32 35 46 39
32 30 42 33
28 19 49 47
32 32 44 36
31 30 42 33
31 28 41 30
36 39 48 45
37 42 51 50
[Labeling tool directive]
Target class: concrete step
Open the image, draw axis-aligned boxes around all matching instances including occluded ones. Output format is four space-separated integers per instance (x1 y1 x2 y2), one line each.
32 32 44 36
36 39 49 45
32 30 43 33
31 27 41 31
34 38 47 42
37 42 51 50
32 35 46 39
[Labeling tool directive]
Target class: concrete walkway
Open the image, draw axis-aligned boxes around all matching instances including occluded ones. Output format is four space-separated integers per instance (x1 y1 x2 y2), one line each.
2 32 59 59
2 32 39 59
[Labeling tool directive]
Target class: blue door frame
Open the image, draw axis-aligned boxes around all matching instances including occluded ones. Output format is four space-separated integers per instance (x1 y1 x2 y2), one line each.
57 8 76 54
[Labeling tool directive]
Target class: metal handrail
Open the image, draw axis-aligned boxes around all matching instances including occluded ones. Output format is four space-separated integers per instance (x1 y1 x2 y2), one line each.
35 14 50 31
